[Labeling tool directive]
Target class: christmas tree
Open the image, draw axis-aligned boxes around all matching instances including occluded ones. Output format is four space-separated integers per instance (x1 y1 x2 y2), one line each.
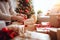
15 0 34 18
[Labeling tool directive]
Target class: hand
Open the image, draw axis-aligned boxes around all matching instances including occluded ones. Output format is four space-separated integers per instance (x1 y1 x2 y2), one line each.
11 15 17 21
16 16 25 22
11 15 25 22
16 14 27 20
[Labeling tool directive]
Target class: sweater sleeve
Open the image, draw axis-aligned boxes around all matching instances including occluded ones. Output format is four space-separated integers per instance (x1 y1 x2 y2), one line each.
9 7 17 15
9 0 17 15
0 9 11 21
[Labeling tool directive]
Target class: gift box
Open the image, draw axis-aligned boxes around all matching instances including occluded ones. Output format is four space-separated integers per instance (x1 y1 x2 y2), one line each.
24 25 36 32
41 22 51 27
24 18 36 32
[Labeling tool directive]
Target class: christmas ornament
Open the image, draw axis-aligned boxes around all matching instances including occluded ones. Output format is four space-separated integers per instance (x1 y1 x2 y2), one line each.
20 10 23 13
2 27 9 32
25 9 29 13
25 0 29 3
15 0 34 19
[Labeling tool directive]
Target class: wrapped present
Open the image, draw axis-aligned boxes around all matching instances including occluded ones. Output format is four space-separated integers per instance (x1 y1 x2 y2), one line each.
24 18 36 32
34 24 41 28
41 22 51 27
24 18 35 25
24 25 36 31
0 27 18 40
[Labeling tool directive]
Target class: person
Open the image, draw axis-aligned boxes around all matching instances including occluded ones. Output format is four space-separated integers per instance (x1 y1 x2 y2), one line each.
0 0 24 25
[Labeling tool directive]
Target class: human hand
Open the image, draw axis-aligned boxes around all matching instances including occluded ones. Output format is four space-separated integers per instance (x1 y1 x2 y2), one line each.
17 14 27 19
16 16 25 22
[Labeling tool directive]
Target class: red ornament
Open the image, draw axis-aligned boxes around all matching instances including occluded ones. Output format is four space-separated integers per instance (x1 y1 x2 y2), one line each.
25 9 29 13
25 0 29 3
2 27 8 32
20 10 23 13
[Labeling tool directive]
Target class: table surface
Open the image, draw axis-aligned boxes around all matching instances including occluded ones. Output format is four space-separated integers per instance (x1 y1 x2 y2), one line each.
9 24 58 40
12 36 40 40
11 31 50 40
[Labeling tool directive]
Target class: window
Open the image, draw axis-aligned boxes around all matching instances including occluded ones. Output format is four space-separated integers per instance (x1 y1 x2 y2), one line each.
32 0 59 16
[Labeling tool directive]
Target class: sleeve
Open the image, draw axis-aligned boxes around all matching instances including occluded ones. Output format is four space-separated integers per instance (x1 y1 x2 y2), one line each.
9 7 17 15
0 9 11 21
9 0 17 15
